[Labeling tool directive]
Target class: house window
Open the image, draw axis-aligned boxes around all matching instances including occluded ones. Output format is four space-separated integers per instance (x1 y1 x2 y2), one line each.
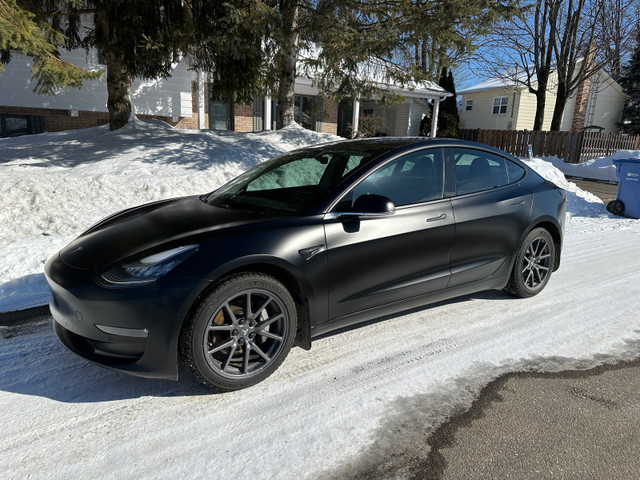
492 96 508 115
0 114 44 137
253 96 264 131
465 100 473 111
97 49 106 65
294 95 317 131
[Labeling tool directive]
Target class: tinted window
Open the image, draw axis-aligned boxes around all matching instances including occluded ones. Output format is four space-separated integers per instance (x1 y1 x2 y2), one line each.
507 160 526 183
454 148 523 195
351 149 444 207
207 147 379 214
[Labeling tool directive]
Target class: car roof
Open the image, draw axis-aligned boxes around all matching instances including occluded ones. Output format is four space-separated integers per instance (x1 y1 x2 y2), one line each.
302 137 522 163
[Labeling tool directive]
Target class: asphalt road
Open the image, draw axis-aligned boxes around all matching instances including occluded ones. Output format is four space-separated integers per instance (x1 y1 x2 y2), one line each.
426 359 640 480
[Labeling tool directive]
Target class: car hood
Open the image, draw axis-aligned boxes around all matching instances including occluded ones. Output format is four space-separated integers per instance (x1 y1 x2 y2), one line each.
59 195 276 270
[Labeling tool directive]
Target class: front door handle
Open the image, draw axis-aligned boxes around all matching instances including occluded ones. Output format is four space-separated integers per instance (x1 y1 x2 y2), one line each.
427 213 447 222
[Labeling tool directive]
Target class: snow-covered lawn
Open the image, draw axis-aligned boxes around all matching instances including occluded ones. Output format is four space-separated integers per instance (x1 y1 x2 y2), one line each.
1 121 640 479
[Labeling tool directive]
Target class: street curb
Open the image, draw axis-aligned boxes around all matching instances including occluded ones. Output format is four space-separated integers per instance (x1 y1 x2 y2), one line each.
0 305 51 327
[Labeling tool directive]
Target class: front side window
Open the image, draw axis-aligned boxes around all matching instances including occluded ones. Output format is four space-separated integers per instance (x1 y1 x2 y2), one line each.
206 147 380 214
350 149 445 207
453 148 524 195
492 96 508 115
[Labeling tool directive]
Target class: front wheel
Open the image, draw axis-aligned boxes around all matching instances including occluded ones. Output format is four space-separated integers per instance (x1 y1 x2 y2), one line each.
506 228 555 298
180 273 297 391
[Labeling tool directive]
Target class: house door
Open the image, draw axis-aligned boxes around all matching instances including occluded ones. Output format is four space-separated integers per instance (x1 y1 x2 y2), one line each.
209 93 234 131
337 99 353 138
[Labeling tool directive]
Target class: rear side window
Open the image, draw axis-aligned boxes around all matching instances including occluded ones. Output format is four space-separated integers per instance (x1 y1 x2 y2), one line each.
453 148 524 195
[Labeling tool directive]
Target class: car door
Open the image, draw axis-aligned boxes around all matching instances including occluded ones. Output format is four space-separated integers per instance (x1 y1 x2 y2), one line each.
323 148 454 321
447 147 532 288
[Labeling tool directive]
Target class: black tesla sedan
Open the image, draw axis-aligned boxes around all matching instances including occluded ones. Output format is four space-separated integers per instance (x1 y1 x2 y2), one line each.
45 138 566 390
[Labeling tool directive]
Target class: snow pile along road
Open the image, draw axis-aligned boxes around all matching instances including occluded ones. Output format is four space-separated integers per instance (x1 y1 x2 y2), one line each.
0 119 340 312
1 121 640 479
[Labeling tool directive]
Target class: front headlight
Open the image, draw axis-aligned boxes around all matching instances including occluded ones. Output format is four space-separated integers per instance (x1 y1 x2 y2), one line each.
97 245 198 287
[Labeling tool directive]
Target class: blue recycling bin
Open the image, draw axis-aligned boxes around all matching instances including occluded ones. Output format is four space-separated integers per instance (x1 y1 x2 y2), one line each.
607 159 640 219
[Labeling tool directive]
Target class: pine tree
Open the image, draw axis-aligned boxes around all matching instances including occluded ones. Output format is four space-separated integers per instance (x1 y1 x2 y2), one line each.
419 67 459 137
0 0 102 93
436 68 459 138
619 31 640 135
301 0 522 130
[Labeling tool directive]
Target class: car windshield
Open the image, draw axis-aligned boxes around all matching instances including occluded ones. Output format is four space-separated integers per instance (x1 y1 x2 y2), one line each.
203 146 380 214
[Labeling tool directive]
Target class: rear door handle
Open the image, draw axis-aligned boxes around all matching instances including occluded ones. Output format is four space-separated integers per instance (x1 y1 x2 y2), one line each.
510 200 526 206
427 213 447 222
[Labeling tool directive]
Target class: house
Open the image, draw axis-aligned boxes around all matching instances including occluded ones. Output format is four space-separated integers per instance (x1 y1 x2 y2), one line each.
0 48 450 138
458 63 626 133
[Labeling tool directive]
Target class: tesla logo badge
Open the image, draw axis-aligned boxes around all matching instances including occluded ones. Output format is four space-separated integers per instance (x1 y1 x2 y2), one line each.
299 245 325 260
74 311 84 323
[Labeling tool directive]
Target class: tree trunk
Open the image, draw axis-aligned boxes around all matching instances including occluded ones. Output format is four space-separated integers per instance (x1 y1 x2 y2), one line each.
550 81 568 131
98 10 131 131
105 51 132 131
277 1 299 129
533 82 547 131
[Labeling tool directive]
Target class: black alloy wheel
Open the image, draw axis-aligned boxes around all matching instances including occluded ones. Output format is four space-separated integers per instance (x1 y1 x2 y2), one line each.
180 273 297 391
506 228 555 298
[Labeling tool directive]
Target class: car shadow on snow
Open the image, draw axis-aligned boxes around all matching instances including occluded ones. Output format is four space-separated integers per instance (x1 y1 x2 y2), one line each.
0 290 516 403
0 323 215 403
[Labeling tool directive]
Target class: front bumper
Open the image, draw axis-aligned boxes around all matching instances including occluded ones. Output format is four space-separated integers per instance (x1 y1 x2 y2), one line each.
45 253 205 380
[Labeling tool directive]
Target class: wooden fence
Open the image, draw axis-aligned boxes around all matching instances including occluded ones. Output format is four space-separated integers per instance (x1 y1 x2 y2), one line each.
459 129 640 164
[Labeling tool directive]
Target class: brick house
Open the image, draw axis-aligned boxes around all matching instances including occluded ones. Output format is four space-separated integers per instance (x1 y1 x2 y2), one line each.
0 49 450 138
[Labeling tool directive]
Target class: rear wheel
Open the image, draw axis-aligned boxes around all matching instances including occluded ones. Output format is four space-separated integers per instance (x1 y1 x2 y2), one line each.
180 273 297 391
506 228 555 298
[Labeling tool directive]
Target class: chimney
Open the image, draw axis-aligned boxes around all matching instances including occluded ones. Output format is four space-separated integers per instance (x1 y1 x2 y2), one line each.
571 43 596 131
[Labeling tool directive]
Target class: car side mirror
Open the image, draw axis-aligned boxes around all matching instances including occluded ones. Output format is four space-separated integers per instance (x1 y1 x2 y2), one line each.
348 194 396 218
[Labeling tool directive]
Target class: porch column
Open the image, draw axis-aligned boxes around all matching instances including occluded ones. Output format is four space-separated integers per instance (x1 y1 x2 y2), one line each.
197 71 205 130
407 101 414 136
430 96 440 138
351 96 360 138
264 95 272 130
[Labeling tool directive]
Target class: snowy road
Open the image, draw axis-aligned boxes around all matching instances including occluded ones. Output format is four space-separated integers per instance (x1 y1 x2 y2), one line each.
2 224 640 479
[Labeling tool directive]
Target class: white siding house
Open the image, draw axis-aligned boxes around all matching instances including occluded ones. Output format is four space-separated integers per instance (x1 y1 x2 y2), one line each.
1 51 192 120
1 49 450 138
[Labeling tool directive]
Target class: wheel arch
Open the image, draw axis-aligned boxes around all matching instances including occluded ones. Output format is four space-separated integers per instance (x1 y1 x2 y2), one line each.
181 258 315 352
504 218 563 282
528 219 563 271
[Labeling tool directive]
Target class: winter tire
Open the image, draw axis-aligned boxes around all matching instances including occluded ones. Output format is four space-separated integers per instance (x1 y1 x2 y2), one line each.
180 273 297 391
506 228 555 298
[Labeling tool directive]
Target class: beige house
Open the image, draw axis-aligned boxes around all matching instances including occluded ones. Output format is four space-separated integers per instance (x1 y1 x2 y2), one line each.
459 64 626 133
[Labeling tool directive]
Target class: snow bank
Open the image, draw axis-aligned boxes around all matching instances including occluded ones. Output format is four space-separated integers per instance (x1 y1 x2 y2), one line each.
542 150 640 183
0 119 339 312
